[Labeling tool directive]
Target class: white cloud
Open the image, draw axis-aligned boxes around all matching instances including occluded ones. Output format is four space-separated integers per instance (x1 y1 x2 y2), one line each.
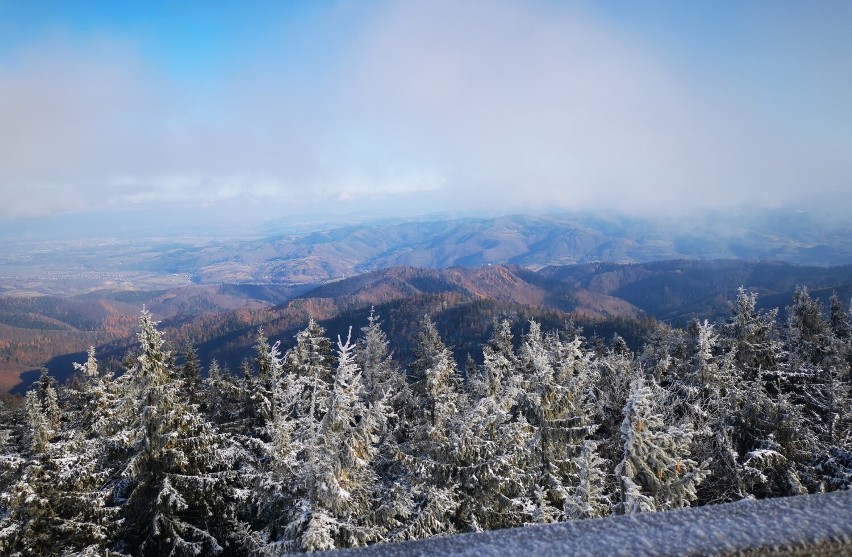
342 0 851 213
0 1 849 222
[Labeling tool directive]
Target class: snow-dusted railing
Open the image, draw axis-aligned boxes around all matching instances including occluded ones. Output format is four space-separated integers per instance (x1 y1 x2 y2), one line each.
321 490 852 557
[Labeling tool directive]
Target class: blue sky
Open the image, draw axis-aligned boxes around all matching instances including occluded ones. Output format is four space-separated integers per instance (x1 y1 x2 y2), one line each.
1 0 850 227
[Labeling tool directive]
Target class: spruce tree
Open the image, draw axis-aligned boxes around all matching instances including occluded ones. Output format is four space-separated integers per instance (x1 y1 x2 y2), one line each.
0 371 63 555
725 287 782 381
564 440 610 520
453 319 536 530
303 330 383 551
394 316 463 540
616 377 709 513
516 322 598 521
115 309 238 556
356 310 412 539
271 319 336 551
179 341 203 408
0 368 117 555
828 292 851 346
685 320 747 503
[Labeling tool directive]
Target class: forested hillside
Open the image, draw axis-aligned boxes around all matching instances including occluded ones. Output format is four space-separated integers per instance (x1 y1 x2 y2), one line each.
10 260 851 394
0 286 849 555
0 284 308 392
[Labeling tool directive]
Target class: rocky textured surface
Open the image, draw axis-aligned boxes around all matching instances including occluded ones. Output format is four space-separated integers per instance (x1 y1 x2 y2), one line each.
321 491 852 556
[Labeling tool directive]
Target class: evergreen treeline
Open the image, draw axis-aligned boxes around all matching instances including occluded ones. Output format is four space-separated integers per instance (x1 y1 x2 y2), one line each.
0 287 850 556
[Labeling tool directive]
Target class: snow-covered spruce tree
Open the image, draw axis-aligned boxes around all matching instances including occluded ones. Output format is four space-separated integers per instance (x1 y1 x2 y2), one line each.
179 341 203 408
218 324 282 536
682 320 749 504
267 319 335 551
300 330 383 551
712 288 810 498
1 367 117 555
51 347 130 555
564 439 610 520
637 320 737 506
74 345 100 380
248 329 278 439
475 319 522 402
253 335 294 553
786 287 830 366
356 310 413 538
650 320 709 428
359 309 404 408
410 315 465 435
740 445 807 499
515 320 562 521
224 347 279 539
638 321 689 386
67 346 109 431
724 287 783 382
357 309 410 449
0 370 64 555
517 321 598 521
265 396 297 550
393 316 464 540
71 346 122 438
204 359 233 425
783 288 850 453
201 356 263 530
615 377 709 514
780 290 837 465
829 292 851 342
828 292 852 391
591 336 638 500
65 345 141 553
116 309 242 556
27 369 60 454
282 318 334 427
0 396 24 555
825 293 852 448
451 320 538 531
452 389 535 531
549 328 605 516
215 330 286 543
0 394 22 494
218 333 285 555
728 367 809 498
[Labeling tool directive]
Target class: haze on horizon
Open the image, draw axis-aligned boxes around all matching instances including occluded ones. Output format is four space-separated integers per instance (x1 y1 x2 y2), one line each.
1 0 850 233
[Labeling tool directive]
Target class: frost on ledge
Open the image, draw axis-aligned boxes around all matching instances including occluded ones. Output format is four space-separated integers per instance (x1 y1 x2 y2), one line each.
318 490 852 557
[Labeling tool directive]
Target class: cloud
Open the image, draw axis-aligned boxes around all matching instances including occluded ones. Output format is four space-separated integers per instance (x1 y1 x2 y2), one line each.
0 0 849 222
343 0 851 213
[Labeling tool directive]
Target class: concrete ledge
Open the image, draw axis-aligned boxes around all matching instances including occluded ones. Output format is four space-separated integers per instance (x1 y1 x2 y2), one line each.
322 490 852 556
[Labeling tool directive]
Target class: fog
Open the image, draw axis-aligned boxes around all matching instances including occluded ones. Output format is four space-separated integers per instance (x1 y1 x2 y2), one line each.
1 0 850 228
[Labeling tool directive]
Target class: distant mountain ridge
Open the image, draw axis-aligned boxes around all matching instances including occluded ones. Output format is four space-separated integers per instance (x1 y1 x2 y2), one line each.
5 211 850 300
9 258 852 393
138 212 852 285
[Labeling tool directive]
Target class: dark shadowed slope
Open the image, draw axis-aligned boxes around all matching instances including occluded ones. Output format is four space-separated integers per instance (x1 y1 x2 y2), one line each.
321 491 852 557
540 260 852 322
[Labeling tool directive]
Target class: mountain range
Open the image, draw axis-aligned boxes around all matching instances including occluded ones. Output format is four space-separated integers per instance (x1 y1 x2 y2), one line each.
7 258 852 393
151 211 852 285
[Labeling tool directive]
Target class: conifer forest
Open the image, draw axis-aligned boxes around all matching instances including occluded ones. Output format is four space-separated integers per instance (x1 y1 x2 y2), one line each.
1 286 850 556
